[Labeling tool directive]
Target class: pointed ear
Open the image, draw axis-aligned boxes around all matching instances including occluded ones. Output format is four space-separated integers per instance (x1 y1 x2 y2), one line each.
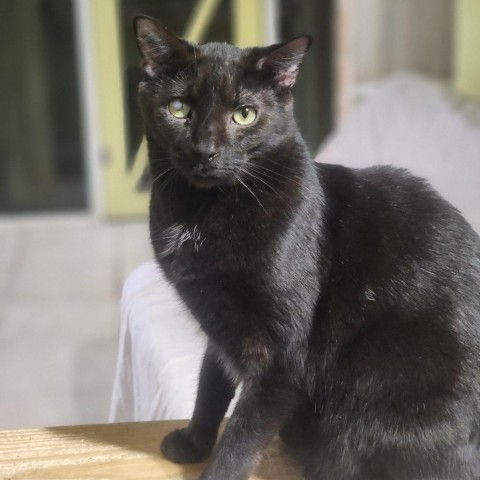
134 15 191 78
257 36 312 89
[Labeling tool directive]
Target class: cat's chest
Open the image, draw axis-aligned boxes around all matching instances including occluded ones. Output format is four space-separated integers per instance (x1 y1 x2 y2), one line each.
156 223 207 258
153 218 249 280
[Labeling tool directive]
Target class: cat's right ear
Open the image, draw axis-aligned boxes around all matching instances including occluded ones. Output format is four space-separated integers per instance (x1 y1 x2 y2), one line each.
134 16 190 78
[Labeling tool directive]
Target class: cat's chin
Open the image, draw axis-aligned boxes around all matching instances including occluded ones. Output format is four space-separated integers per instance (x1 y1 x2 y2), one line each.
188 173 233 189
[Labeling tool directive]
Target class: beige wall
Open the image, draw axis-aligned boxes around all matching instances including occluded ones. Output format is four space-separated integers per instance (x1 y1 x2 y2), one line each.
354 0 454 83
334 0 455 122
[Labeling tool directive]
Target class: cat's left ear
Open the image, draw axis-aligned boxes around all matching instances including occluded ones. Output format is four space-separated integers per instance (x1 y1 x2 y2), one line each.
257 36 312 89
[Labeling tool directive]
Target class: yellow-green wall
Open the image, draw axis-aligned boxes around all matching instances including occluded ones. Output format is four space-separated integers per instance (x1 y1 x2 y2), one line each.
90 0 149 218
455 0 480 100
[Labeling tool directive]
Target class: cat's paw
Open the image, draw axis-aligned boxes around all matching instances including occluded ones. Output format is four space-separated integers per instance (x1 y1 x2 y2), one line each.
160 428 212 464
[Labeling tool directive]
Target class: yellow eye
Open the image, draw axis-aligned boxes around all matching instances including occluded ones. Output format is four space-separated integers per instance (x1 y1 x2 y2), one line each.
168 99 191 119
233 106 257 125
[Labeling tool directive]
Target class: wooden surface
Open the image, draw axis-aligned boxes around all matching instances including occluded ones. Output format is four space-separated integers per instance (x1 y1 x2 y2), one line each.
0 420 300 479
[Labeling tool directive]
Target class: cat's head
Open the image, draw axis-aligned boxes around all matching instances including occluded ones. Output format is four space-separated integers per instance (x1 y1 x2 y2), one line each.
134 16 311 189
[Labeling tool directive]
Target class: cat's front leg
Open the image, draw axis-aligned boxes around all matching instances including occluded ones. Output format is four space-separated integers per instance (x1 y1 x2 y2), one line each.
198 373 299 480
161 344 237 463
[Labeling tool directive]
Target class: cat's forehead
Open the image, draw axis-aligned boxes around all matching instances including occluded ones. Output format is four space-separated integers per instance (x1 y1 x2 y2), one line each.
155 41 261 101
168 42 250 99
197 42 245 72
190 42 247 91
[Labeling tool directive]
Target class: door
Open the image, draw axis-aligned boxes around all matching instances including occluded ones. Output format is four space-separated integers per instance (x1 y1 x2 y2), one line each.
0 0 86 212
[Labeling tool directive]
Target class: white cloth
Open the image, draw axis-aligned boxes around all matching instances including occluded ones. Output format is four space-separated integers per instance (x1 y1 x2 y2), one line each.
317 73 480 234
109 260 206 422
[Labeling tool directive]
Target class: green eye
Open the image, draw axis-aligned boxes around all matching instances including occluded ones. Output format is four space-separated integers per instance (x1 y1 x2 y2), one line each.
168 99 191 119
233 106 257 125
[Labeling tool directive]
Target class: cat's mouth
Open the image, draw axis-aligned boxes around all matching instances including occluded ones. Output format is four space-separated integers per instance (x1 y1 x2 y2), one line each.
182 161 236 189
191 172 224 188
188 168 235 189
171 153 238 189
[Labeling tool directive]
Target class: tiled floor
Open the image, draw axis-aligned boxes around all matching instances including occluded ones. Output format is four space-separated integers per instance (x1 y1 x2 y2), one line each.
0 215 153 429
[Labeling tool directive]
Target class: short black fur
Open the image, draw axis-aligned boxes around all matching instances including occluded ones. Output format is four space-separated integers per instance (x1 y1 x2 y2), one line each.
134 16 480 480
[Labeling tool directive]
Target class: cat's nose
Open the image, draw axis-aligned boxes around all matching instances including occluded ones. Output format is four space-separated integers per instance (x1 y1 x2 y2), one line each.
193 142 219 164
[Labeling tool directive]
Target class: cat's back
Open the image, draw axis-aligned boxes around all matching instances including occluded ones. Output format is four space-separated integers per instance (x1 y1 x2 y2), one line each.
316 162 480 276
314 161 480 359
306 163 480 472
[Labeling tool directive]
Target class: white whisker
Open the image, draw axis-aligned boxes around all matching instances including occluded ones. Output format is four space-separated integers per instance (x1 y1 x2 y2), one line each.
234 173 267 214
241 167 277 193
152 167 174 184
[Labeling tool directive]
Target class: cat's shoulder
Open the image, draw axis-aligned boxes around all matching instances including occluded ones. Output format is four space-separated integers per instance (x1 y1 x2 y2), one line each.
313 162 474 235
315 162 427 190
315 162 440 205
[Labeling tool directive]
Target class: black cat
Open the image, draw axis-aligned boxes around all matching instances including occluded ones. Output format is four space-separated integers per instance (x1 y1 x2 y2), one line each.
134 15 480 480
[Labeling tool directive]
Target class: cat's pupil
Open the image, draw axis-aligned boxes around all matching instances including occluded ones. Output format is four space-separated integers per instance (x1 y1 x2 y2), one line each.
241 107 250 118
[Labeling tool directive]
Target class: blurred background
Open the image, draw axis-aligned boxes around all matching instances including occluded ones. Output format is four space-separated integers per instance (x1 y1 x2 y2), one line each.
0 0 478 429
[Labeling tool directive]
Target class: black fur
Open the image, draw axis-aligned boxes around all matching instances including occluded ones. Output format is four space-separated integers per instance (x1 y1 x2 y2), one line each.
135 16 480 480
